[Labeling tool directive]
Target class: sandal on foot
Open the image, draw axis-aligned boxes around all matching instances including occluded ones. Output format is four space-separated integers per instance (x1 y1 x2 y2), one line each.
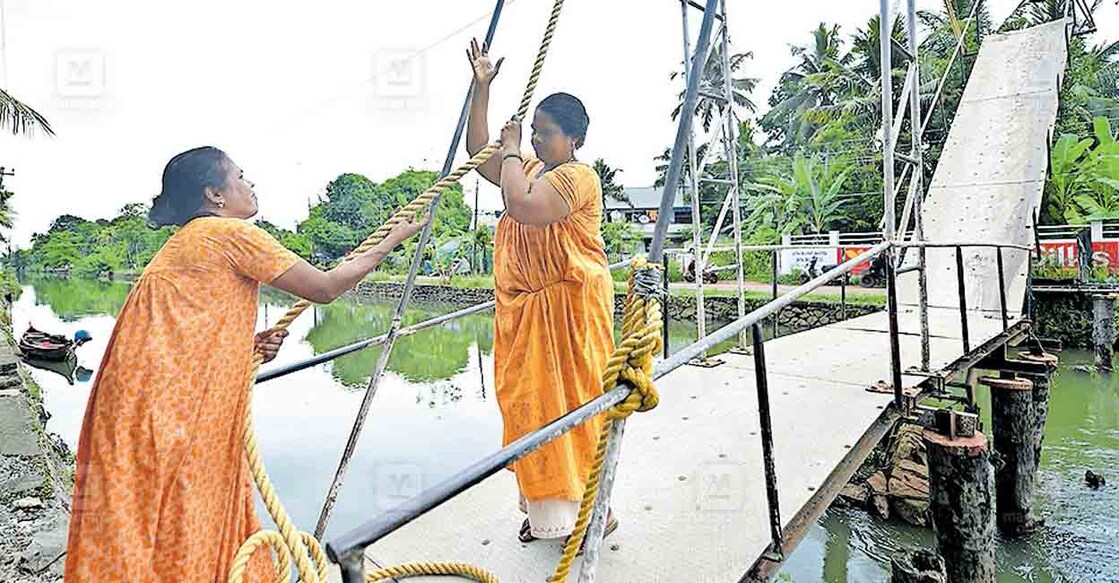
572 513 619 556
518 518 538 543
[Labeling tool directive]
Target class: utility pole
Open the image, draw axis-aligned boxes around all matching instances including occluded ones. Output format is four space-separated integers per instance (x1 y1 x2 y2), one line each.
0 166 13 191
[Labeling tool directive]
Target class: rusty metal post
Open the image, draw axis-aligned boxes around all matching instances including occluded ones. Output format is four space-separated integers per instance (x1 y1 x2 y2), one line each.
751 323 783 559
1092 294 1115 373
956 246 970 353
997 247 1009 331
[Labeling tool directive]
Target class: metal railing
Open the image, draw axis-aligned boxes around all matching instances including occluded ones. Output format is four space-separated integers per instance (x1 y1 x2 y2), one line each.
256 259 631 386
322 237 1029 579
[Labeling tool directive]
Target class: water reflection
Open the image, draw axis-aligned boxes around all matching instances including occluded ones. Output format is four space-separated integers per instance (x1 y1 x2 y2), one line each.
24 275 131 321
21 352 94 385
16 276 732 539
302 301 495 387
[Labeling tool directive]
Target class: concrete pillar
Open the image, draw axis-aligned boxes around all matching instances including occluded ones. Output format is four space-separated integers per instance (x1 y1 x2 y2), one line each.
924 430 995 583
980 375 1040 535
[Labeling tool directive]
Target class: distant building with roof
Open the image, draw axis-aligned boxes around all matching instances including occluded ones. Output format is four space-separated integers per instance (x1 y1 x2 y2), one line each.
604 186 692 243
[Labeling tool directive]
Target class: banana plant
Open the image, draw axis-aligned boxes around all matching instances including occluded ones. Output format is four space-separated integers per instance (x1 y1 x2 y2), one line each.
745 153 849 238
1049 117 1119 223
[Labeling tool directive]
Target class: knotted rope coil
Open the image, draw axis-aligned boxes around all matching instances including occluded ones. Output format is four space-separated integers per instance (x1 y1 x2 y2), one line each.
549 256 663 582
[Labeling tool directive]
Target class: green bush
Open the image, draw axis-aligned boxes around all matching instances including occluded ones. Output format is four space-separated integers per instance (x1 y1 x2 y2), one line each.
1032 258 1078 281
777 270 803 286
667 261 684 283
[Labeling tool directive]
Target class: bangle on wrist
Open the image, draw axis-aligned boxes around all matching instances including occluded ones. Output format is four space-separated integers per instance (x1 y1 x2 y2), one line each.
502 152 522 162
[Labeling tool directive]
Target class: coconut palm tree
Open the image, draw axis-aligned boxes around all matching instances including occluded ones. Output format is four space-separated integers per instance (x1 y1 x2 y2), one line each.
1 87 54 136
760 24 859 150
592 158 632 214
671 41 758 132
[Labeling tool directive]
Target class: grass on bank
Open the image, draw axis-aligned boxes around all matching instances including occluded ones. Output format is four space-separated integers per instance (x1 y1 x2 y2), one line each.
364 271 886 307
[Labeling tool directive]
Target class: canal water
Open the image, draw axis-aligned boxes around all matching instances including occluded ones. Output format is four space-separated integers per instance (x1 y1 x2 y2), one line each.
13 276 1116 581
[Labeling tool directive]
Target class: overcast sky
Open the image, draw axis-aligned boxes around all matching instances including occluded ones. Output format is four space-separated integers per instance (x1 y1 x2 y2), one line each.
1 0 1116 246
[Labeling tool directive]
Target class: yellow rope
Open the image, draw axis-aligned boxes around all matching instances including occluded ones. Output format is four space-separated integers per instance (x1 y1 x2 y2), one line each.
550 256 662 583
228 1 567 581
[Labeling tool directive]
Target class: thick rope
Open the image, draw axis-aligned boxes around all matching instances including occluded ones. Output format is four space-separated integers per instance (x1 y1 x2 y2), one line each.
229 1 566 581
550 257 663 582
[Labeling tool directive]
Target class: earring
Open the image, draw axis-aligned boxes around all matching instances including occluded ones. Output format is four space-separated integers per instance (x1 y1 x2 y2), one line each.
218 201 225 209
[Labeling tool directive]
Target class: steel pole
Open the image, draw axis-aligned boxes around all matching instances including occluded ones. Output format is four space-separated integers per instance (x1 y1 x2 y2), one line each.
717 0 747 349
906 0 930 372
681 0 708 358
771 250 778 337
956 246 971 353
880 0 903 408
579 0 720 577
313 0 507 538
752 324 783 558
880 0 896 242
663 255 671 359
648 0 719 262
997 247 1009 331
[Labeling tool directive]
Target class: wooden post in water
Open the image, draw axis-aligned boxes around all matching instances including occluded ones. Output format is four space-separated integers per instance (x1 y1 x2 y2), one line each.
891 549 947 583
1017 351 1059 477
980 375 1040 535
1092 294 1116 373
924 429 995 583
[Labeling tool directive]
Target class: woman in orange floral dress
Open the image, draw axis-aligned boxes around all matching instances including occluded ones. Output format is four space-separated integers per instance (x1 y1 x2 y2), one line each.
63 146 425 581
465 39 618 544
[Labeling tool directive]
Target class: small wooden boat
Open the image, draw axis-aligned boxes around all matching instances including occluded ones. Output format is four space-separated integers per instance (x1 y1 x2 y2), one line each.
21 352 93 386
18 325 91 362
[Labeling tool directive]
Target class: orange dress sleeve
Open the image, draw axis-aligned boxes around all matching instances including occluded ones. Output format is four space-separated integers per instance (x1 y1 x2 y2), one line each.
223 221 302 283
543 163 602 225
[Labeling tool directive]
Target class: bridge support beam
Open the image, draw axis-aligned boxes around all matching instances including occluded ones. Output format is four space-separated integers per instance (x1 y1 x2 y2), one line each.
924 430 995 583
980 375 1040 536
1091 294 1115 373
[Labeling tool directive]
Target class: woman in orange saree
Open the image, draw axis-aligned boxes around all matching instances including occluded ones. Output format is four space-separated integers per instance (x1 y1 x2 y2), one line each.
63 146 426 581
465 39 618 543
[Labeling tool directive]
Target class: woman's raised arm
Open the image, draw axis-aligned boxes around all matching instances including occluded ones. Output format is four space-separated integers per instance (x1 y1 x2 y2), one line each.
466 38 505 187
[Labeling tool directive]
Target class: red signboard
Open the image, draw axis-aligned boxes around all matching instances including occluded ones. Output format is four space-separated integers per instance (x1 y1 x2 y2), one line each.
837 247 872 274
1036 240 1119 267
1092 241 1119 268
